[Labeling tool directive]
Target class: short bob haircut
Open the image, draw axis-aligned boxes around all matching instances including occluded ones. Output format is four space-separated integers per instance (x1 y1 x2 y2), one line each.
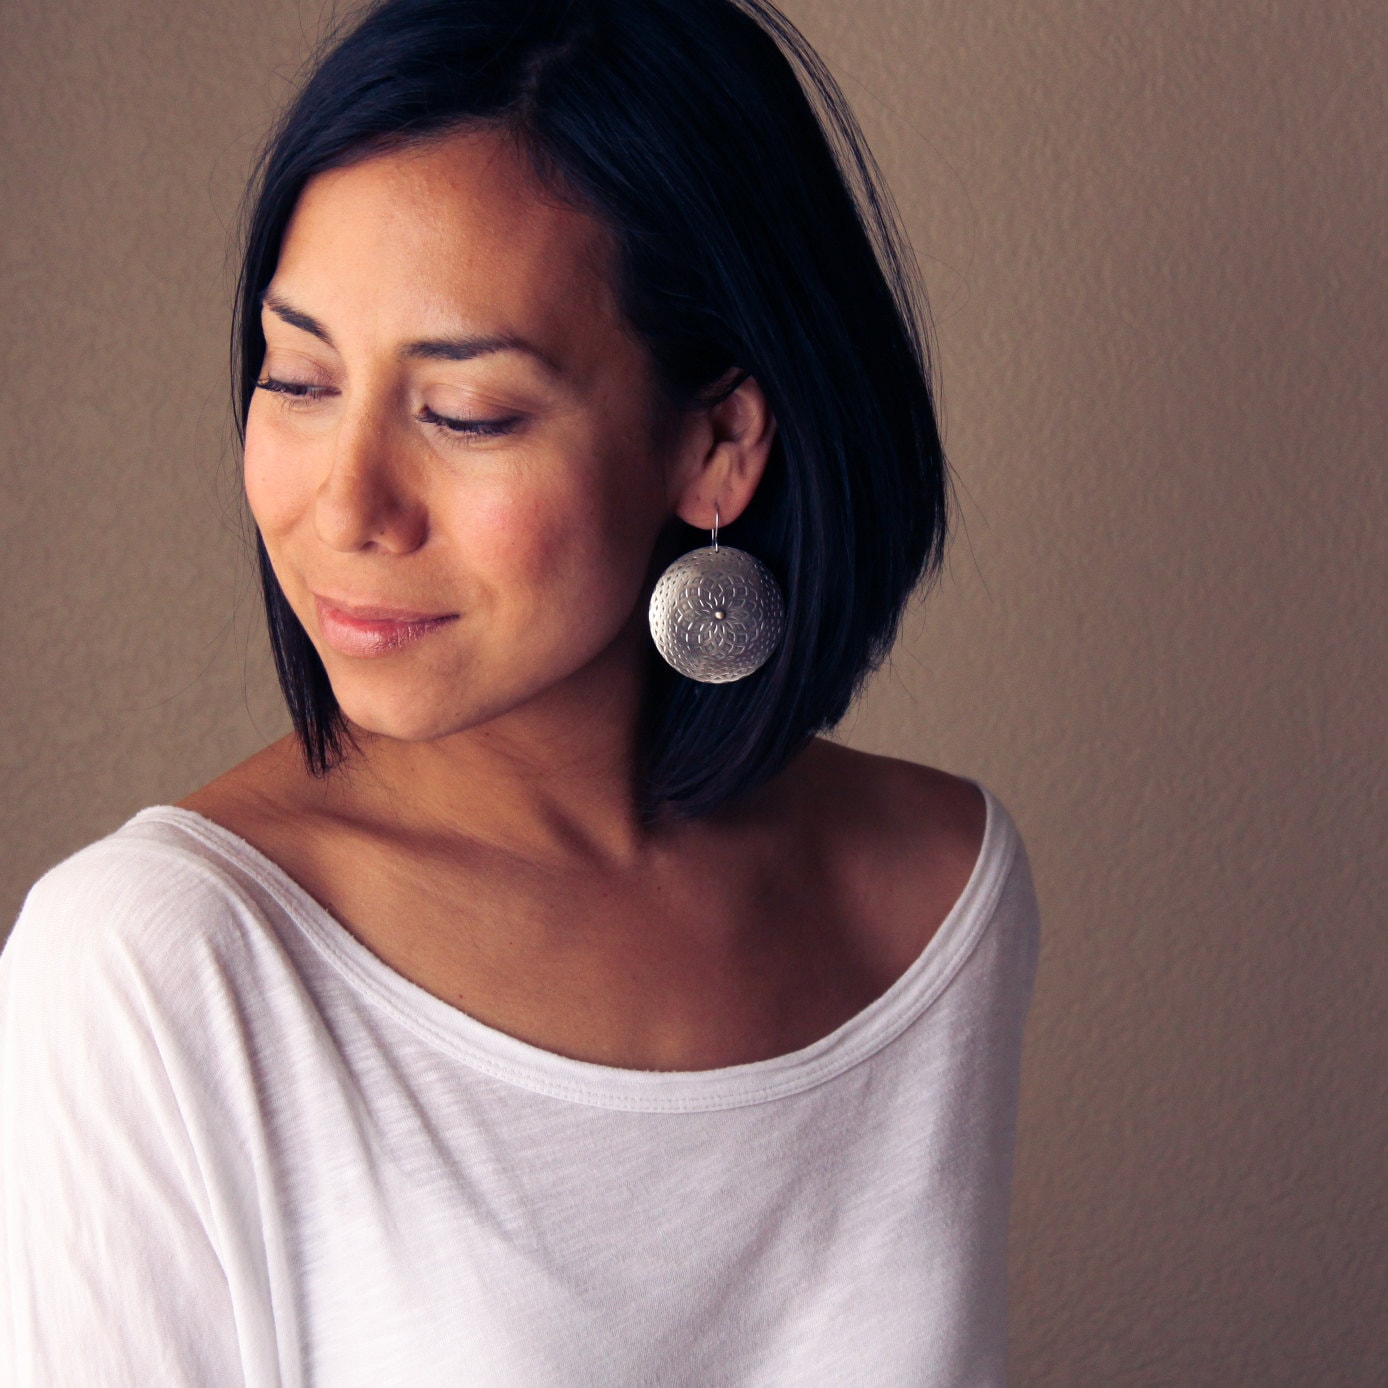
235 0 948 820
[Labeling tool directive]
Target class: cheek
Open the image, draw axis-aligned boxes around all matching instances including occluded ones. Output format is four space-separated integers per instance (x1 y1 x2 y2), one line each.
464 487 609 598
243 413 314 538
460 463 661 623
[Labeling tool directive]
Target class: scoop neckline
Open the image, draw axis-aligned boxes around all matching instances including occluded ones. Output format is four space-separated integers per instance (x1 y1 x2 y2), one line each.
130 784 1017 1113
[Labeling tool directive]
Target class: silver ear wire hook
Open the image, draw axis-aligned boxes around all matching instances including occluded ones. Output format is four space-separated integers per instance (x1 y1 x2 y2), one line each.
647 497 784 684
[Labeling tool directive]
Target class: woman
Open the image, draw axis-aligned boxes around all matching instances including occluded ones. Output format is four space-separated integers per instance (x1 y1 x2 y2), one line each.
0 0 1038 1383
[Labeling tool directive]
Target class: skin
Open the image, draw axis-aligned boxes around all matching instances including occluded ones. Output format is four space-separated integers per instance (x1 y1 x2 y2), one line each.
181 126 985 1071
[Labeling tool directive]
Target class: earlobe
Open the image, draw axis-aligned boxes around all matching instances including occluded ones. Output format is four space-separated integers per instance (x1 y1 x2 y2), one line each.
672 372 776 530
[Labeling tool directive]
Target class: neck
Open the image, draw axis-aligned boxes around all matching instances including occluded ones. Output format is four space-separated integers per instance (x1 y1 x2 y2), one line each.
334 639 661 867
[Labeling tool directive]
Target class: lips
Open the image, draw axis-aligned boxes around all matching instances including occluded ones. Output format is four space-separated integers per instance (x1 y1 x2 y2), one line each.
313 594 458 658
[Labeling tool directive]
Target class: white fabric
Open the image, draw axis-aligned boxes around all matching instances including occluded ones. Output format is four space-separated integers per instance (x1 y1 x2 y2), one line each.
0 784 1038 1388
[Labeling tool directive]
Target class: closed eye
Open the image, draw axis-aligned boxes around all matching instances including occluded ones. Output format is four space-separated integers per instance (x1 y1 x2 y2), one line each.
418 406 521 438
255 376 335 401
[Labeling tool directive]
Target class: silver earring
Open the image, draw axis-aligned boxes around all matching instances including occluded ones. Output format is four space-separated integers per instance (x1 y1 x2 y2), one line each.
648 505 785 683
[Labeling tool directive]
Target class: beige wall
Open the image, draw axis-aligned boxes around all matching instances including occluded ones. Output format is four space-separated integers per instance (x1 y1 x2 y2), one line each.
3 1 1384 1381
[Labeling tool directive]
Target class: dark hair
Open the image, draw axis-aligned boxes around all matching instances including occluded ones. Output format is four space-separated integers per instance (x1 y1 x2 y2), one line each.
235 0 948 819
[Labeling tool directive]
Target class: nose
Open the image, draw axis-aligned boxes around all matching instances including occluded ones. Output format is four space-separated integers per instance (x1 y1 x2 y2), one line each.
313 405 429 555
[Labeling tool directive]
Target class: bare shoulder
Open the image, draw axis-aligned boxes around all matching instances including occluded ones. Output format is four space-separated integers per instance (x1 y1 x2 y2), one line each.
768 738 988 967
176 737 335 867
789 737 985 861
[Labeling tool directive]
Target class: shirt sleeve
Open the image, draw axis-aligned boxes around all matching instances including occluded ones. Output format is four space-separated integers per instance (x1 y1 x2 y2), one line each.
0 846 248 1388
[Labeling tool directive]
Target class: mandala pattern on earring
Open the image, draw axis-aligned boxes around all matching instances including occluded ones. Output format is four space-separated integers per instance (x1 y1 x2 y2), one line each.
648 545 784 683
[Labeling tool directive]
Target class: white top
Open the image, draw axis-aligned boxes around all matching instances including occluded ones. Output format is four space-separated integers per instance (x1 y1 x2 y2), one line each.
0 785 1038 1388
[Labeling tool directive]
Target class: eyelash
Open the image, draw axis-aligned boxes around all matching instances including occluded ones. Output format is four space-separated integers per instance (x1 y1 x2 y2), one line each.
254 377 519 439
256 376 332 402
418 405 519 439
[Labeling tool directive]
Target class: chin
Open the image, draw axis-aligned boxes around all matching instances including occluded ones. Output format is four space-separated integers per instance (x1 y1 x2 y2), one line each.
327 657 561 746
333 689 489 745
320 625 636 748
320 664 470 741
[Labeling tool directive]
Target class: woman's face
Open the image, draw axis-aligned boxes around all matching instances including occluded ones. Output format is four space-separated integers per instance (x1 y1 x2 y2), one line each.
245 128 687 744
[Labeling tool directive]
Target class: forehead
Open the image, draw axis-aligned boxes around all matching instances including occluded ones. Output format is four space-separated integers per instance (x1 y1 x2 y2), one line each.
272 128 623 354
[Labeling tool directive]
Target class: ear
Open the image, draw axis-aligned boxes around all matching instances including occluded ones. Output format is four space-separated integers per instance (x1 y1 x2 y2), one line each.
668 371 777 531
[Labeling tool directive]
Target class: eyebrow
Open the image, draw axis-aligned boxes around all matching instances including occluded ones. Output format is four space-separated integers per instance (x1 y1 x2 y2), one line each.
261 292 558 374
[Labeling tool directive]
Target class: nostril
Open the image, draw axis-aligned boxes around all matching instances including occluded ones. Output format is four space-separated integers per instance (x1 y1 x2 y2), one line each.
312 452 429 554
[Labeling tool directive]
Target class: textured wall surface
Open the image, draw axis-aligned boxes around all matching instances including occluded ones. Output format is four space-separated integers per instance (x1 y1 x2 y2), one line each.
2 1 1384 1383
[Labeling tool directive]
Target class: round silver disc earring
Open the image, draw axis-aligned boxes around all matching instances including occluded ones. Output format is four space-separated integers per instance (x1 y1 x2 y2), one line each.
648 505 785 683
